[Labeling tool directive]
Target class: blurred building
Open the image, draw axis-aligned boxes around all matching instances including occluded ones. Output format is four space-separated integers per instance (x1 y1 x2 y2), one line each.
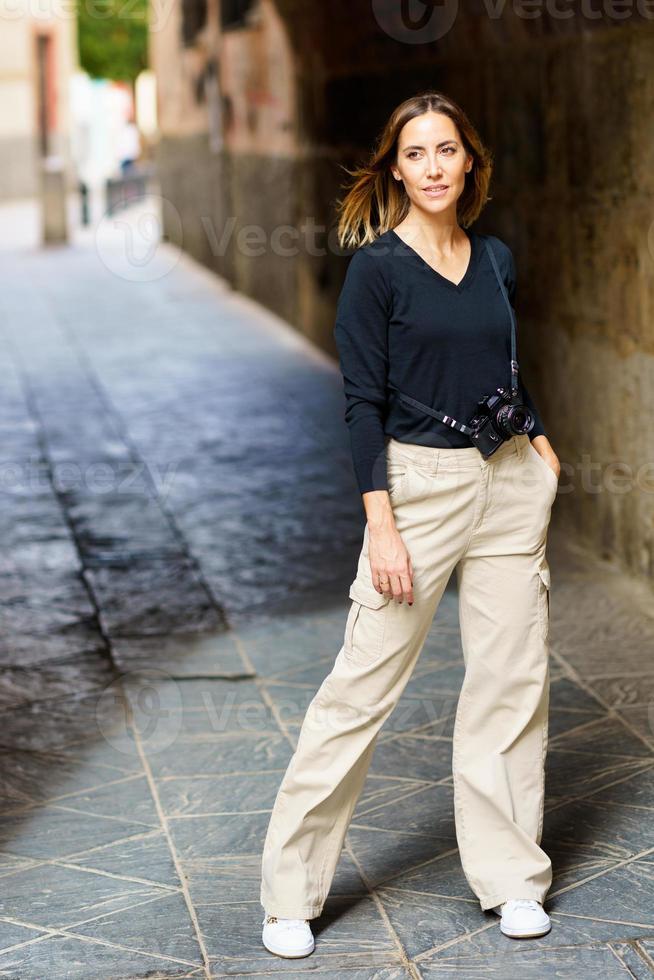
0 0 78 200
150 0 297 304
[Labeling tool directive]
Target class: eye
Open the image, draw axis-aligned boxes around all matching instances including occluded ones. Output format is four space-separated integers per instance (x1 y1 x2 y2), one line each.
441 145 457 155
407 151 421 159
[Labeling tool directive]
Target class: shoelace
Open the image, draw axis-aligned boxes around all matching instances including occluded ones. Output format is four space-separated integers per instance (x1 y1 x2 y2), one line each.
503 899 541 911
263 915 309 929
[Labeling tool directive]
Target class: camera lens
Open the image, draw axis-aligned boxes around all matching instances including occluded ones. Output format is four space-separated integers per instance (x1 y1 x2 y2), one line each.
509 406 534 434
497 404 534 435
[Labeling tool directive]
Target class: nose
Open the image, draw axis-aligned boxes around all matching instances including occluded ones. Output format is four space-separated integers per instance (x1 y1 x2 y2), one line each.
426 153 443 177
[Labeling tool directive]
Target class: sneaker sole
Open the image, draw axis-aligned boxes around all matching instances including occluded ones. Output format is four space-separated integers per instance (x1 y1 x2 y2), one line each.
500 923 551 939
262 937 315 958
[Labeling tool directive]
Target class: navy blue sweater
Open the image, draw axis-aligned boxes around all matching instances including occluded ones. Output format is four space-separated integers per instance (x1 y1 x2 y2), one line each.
333 228 546 494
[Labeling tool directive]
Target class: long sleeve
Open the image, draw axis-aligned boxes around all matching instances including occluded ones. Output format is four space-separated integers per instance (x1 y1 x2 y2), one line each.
505 245 546 439
333 248 392 494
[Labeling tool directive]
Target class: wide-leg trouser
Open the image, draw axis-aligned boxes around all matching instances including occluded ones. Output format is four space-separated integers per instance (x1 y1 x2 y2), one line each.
260 432 557 917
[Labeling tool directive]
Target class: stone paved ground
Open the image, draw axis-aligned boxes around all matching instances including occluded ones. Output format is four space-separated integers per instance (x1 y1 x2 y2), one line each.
0 200 652 978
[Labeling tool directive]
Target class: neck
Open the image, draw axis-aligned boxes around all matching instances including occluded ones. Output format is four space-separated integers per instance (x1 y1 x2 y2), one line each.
396 210 465 253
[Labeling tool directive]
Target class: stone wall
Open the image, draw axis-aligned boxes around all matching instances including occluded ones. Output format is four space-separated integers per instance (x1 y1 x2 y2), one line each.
151 0 654 587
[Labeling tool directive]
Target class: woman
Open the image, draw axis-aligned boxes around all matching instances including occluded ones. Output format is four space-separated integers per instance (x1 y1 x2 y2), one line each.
260 90 560 958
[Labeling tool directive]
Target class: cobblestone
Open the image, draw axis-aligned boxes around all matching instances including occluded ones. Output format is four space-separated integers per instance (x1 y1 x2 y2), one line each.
0 223 651 978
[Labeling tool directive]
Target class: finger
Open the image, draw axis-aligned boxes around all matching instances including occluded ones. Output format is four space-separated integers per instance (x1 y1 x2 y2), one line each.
371 566 388 594
389 573 404 602
400 572 414 605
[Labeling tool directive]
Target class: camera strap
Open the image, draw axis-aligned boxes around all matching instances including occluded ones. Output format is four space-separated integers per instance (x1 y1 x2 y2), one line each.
387 236 520 436
483 237 520 397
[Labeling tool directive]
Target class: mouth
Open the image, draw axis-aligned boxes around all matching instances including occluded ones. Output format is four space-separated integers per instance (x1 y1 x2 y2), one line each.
423 185 449 195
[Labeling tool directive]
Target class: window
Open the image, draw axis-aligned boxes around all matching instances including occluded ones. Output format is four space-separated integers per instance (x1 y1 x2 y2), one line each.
220 0 256 30
180 0 207 47
35 33 55 157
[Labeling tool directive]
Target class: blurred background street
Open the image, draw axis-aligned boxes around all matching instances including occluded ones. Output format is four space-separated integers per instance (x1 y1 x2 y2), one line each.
0 0 653 977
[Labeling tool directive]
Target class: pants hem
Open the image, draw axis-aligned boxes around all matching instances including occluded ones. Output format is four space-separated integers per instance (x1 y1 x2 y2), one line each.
260 894 323 920
478 887 549 912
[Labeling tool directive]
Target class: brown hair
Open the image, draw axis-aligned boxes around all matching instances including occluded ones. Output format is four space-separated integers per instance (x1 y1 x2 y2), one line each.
335 90 493 250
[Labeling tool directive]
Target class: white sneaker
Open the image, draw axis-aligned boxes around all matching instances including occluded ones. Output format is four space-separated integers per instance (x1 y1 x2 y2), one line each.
491 899 551 938
261 914 315 958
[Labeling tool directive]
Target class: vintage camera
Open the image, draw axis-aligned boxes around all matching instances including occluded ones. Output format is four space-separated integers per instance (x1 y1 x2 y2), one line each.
468 386 534 458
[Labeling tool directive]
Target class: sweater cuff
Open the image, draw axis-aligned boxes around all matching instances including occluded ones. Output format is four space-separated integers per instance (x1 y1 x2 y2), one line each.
350 431 389 495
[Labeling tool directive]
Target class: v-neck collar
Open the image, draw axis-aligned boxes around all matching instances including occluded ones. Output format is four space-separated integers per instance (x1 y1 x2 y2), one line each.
389 227 478 293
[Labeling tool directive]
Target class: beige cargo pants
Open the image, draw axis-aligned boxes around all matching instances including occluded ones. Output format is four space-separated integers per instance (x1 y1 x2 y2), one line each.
260 432 557 916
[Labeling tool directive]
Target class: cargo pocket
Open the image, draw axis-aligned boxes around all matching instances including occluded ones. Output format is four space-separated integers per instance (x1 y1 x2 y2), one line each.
344 579 391 668
537 560 551 642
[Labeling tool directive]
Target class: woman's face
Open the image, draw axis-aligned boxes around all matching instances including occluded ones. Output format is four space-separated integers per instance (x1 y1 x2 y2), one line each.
391 111 472 216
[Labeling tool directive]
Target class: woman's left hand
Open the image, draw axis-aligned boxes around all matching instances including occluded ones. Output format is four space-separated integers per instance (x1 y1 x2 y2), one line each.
530 435 561 479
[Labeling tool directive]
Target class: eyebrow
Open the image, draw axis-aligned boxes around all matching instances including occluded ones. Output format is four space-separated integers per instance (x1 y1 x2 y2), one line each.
401 140 459 151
